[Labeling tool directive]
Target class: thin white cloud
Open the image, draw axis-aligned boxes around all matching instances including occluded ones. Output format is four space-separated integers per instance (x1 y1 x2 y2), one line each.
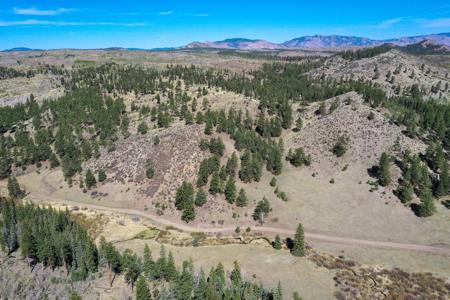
0 19 148 27
417 18 450 28
373 18 403 29
158 11 173 16
14 7 74 16
122 12 140 16
360 18 404 30
193 13 210 17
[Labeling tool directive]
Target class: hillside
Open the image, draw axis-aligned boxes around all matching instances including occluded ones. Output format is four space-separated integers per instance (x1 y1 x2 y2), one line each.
0 47 449 299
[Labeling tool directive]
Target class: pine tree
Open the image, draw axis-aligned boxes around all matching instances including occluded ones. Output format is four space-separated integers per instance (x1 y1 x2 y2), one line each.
194 268 207 300
436 163 450 197
195 189 207 207
378 152 392 187
224 177 236 204
270 177 277 187
0 200 18 254
143 244 154 279
211 263 226 291
197 160 210 187
20 221 37 264
236 188 248 207
332 137 347 157
294 117 303 131
397 181 414 203
230 261 242 288
181 200 196 222
7 176 25 199
273 235 282 250
176 260 194 300
175 181 194 211
85 169 97 189
138 121 149 134
136 276 151 300
125 253 142 291
273 281 283 300
225 153 238 177
209 172 221 195
154 245 167 280
164 251 178 281
98 169 107 182
418 189 436 217
253 197 271 223
266 145 283 175
292 223 305 257
286 148 311 167
49 153 60 168
204 119 213 135
100 239 122 287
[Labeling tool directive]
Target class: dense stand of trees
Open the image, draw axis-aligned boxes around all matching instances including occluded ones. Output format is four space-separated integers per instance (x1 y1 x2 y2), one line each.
0 199 98 280
340 44 393 61
0 66 28 80
0 88 126 181
130 243 289 299
395 145 450 216
0 197 295 298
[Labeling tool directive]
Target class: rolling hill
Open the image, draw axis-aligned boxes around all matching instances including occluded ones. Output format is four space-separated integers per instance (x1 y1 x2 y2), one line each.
184 32 450 50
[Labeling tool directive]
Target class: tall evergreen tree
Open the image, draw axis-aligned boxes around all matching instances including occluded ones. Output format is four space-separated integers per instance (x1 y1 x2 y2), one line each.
418 189 436 217
236 188 248 207
194 268 207 300
225 152 238 177
397 181 414 203
125 253 142 291
195 189 207 207
224 177 237 204
7 176 24 199
273 235 282 250
164 251 178 281
99 237 122 287
378 152 392 187
291 223 306 257
98 169 107 182
209 172 221 195
436 163 450 197
136 276 151 300
85 169 97 189
253 197 271 223
142 244 155 279
176 260 195 300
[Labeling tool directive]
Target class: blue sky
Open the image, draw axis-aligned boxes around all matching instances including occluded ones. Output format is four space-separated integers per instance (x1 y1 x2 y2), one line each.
1 0 450 49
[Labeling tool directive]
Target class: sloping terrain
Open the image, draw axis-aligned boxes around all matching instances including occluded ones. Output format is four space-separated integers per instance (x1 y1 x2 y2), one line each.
0 48 449 300
0 73 64 106
314 50 450 99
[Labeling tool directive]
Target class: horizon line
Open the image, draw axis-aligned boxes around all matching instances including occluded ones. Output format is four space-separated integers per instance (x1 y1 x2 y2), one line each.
1 31 449 51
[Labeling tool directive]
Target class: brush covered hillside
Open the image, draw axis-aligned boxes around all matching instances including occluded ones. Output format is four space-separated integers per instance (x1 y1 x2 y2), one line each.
0 46 450 299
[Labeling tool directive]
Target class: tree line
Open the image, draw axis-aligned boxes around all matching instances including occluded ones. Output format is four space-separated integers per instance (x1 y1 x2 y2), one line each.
0 196 299 299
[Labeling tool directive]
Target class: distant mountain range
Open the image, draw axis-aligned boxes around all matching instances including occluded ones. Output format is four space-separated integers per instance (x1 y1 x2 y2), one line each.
3 33 450 52
2 47 43 52
184 33 450 50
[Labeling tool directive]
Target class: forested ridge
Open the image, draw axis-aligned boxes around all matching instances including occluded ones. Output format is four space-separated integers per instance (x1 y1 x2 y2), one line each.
0 59 448 221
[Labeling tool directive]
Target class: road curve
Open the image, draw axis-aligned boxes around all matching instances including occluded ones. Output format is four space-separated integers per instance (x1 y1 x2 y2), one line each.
26 192 450 257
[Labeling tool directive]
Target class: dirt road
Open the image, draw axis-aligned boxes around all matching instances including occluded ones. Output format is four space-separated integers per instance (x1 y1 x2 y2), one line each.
26 192 450 257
